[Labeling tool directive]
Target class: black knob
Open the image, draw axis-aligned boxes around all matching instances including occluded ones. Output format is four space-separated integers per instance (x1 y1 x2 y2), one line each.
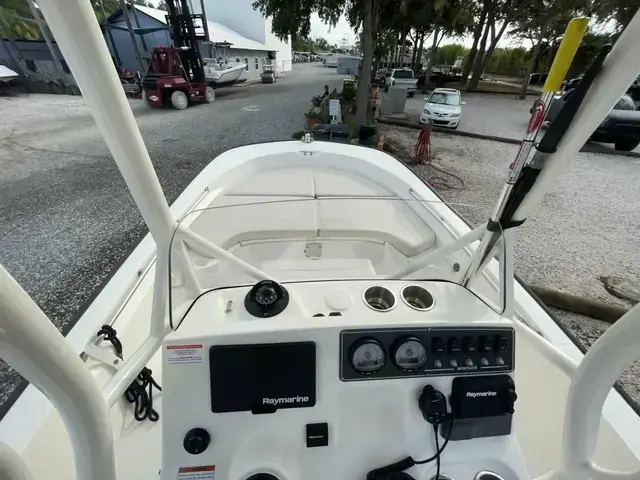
183 428 210 455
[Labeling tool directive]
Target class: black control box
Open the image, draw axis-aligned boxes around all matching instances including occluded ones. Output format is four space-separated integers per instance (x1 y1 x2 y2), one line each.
450 375 517 418
444 375 517 441
340 327 514 381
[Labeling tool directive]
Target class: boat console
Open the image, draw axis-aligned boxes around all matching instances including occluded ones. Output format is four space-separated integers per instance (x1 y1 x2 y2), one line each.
161 280 529 480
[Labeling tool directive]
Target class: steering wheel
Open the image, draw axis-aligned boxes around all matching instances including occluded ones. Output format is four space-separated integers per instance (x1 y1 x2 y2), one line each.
530 302 640 480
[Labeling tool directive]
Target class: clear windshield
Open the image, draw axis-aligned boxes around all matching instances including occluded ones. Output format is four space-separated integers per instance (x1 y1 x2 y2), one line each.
168 197 503 329
428 92 461 106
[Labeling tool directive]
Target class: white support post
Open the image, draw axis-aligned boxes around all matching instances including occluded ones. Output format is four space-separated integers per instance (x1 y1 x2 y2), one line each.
500 230 515 319
0 266 116 480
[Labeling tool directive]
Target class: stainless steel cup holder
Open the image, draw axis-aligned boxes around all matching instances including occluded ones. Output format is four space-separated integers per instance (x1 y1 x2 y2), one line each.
363 286 396 312
400 284 435 311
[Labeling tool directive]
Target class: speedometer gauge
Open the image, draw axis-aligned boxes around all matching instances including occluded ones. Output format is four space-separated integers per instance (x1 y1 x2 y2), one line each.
351 340 385 373
393 337 427 370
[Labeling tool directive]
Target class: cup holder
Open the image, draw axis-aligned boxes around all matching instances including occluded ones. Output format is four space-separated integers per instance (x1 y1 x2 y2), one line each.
246 475 280 480
429 475 454 480
363 286 396 312
475 472 505 480
401 284 435 311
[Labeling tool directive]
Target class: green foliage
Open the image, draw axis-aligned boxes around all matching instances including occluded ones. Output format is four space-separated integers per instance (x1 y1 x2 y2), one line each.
484 46 529 75
433 43 467 65
0 0 38 39
252 0 350 41
292 35 332 52
591 0 638 31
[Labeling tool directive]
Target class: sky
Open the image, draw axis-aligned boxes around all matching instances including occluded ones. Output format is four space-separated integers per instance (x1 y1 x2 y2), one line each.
309 13 519 50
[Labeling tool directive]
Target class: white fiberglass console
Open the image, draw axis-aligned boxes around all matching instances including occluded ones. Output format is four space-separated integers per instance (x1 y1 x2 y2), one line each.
161 280 528 480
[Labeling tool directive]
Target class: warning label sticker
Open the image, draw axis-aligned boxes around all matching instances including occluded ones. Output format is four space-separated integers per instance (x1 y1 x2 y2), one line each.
166 344 204 365
177 465 215 480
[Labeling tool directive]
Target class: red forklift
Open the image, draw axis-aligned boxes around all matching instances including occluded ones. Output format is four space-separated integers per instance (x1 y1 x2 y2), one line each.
142 0 214 110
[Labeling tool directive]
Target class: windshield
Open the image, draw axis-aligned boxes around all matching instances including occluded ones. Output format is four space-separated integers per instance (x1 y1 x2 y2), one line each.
168 197 503 328
393 70 414 79
428 92 461 106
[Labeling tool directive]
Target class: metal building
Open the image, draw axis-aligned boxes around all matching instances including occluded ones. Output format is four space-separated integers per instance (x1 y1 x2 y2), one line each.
103 5 276 82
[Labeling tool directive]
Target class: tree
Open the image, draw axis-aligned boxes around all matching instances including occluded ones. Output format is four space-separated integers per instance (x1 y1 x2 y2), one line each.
157 0 169 9
253 0 384 123
461 0 487 83
510 0 587 98
0 0 38 39
315 36 331 51
591 0 638 31
419 0 474 88
467 0 519 91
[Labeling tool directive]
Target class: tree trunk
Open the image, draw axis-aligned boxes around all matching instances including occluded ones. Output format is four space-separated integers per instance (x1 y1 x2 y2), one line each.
399 29 407 67
422 26 440 92
461 3 487 84
416 31 425 70
410 31 418 70
355 0 375 124
519 36 543 100
475 20 509 83
467 16 491 91
120 0 146 73
25 0 66 86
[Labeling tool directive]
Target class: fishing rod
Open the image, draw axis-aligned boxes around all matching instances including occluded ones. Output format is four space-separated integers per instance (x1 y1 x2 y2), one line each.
461 14 640 288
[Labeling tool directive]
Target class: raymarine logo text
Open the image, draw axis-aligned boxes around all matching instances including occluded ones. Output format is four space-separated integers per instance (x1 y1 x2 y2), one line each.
262 396 309 406
466 391 497 398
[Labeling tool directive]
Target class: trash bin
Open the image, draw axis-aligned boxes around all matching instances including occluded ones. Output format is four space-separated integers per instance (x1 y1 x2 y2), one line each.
358 123 377 146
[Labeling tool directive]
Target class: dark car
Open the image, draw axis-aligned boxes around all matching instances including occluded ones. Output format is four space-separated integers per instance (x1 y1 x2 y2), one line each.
543 91 640 151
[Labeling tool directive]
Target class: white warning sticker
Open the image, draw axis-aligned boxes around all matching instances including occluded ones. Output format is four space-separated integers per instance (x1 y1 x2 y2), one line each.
177 465 215 480
166 344 204 365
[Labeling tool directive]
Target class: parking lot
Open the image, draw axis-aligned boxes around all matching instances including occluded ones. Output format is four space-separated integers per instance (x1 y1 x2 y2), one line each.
400 92 640 154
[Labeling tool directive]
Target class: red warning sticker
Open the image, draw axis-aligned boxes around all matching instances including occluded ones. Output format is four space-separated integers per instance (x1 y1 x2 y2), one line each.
166 344 203 365
177 465 215 480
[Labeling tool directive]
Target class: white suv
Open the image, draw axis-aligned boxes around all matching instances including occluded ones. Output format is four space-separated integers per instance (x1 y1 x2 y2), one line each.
419 88 464 128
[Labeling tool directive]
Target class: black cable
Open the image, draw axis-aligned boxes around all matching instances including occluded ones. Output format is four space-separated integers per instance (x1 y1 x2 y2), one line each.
434 424 441 479
96 325 162 422
367 416 454 480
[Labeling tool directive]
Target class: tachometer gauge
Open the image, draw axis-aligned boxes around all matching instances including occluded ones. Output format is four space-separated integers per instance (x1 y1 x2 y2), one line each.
351 340 385 373
394 337 427 370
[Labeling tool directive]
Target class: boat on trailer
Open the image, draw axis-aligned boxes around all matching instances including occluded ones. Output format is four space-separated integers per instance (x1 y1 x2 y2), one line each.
1 3 640 480
204 42 248 87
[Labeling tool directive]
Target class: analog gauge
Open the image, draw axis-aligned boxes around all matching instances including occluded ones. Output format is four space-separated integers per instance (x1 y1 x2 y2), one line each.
351 340 385 373
394 337 427 370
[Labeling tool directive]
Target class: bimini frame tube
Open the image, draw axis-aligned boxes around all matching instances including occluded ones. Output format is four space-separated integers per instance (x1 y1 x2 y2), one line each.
0 267 116 480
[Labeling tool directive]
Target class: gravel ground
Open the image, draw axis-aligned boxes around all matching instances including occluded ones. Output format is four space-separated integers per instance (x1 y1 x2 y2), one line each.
0 63 345 406
385 125 640 406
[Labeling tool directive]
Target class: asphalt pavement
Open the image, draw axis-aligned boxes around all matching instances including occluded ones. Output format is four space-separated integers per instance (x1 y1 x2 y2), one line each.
0 62 345 405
